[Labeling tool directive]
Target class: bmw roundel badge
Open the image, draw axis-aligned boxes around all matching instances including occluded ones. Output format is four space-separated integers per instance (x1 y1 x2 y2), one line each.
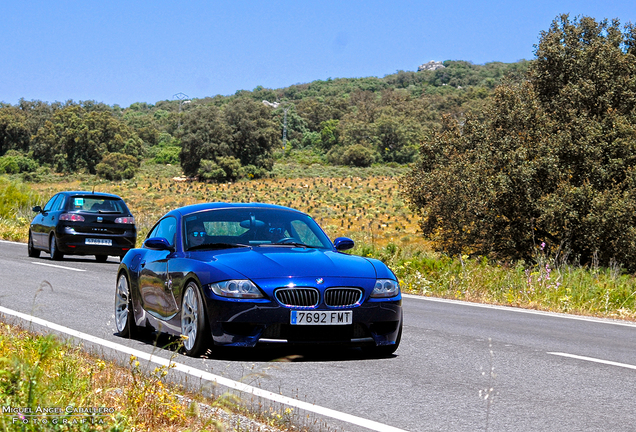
316 278 324 284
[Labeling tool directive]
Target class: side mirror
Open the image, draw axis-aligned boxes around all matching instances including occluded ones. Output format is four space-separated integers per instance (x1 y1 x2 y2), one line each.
334 237 355 251
32 205 42 213
143 237 173 251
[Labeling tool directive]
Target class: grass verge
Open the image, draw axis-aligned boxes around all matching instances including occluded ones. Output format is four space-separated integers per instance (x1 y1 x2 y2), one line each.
0 321 305 432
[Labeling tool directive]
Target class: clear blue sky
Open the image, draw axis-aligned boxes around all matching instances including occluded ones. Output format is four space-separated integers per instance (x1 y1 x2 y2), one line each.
1 1 634 107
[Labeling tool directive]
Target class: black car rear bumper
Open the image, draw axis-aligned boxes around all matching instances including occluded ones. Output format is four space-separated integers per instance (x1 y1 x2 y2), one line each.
55 230 137 257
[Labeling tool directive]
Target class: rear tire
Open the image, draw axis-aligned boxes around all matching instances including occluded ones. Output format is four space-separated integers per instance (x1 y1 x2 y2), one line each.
115 273 137 338
95 254 108 263
49 235 63 260
181 282 210 357
28 232 40 258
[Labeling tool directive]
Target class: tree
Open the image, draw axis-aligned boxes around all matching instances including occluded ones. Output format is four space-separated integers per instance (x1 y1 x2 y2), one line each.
222 97 278 171
179 98 278 179
0 107 30 155
402 15 636 269
179 104 231 177
318 119 340 151
375 109 422 163
31 105 143 174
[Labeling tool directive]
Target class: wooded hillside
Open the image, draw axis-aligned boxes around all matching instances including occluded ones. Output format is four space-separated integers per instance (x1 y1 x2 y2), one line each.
0 60 528 180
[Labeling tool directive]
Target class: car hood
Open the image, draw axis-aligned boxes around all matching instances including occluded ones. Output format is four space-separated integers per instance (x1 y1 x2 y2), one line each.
193 247 377 280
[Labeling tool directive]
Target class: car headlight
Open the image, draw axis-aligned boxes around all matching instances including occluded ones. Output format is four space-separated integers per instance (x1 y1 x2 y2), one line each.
371 279 400 298
210 280 264 299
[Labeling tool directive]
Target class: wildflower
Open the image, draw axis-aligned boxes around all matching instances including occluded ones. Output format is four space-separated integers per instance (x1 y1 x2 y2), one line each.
540 242 546 251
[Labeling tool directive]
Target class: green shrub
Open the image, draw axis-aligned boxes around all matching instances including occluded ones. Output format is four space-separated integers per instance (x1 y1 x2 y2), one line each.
0 178 40 219
0 151 38 173
340 144 377 167
0 156 19 174
239 164 269 179
95 152 139 180
197 159 226 182
153 145 181 165
216 156 242 181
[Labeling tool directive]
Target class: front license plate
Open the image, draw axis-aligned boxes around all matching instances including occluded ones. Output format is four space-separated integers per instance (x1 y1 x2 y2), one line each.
85 238 112 246
291 310 352 325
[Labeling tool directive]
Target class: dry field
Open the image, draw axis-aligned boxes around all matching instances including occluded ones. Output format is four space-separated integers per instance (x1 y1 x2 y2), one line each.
27 163 427 249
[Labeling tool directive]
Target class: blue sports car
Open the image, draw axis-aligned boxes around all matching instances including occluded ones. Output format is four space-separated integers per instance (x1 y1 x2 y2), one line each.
114 202 402 357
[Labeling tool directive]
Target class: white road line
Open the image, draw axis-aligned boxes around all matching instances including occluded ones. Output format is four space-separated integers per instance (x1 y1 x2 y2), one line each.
31 262 86 272
403 294 636 328
0 306 408 432
547 352 636 371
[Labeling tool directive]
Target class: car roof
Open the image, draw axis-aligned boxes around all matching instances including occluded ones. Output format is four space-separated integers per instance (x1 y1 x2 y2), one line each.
165 202 305 218
59 191 125 199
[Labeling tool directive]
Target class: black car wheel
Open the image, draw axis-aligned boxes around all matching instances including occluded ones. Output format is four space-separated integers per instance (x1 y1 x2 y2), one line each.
28 231 40 258
49 234 63 260
181 281 210 357
95 255 108 263
115 273 136 337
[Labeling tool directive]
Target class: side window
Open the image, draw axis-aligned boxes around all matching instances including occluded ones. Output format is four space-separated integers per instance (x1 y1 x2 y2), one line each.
42 194 59 212
147 217 177 247
54 195 66 211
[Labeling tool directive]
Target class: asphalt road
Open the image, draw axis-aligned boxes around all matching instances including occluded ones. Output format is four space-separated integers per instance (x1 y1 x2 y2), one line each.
1 239 635 432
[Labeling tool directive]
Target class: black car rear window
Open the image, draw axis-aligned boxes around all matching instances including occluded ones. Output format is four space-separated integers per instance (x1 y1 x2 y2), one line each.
68 197 126 214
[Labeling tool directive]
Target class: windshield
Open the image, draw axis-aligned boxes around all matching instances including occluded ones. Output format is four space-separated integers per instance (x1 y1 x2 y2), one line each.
183 208 332 251
67 196 127 214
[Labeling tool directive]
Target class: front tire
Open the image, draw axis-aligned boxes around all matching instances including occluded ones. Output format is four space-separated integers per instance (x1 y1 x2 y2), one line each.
49 234 63 260
28 231 40 258
115 273 137 337
181 282 210 357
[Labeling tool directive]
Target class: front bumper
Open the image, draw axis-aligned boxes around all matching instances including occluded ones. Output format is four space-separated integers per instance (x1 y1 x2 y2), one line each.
203 291 402 348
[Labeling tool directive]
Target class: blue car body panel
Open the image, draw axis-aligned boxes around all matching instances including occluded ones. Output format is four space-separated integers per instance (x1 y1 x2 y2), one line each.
189 247 378 279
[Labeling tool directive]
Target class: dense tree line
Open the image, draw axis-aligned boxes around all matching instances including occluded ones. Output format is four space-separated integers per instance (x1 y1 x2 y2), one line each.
0 60 526 179
402 15 636 270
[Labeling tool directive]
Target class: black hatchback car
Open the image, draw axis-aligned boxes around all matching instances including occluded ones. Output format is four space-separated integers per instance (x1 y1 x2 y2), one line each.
28 191 137 262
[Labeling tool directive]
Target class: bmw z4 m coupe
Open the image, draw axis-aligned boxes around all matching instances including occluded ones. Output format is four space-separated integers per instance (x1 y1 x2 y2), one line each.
114 202 403 357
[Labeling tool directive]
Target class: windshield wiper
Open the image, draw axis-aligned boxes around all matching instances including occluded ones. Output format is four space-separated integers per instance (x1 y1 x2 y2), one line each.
268 241 321 248
188 242 249 251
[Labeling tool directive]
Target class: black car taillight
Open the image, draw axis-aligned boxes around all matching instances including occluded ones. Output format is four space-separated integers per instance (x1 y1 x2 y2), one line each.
59 213 85 222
